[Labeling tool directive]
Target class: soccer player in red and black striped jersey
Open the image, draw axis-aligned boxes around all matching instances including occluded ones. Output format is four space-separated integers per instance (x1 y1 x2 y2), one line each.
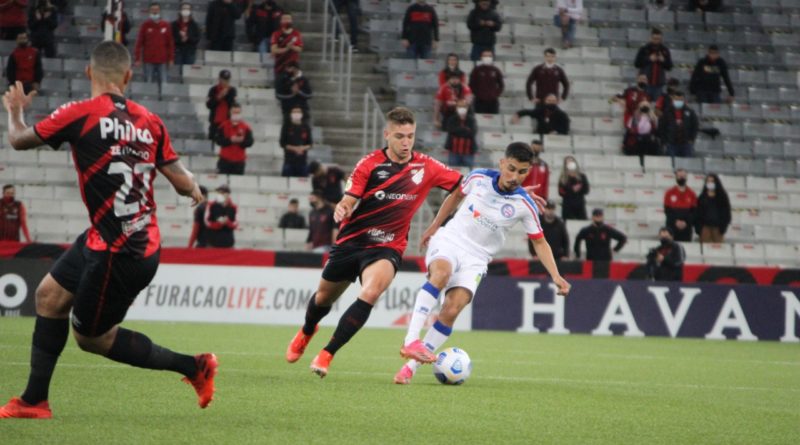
0 41 217 419
286 107 464 378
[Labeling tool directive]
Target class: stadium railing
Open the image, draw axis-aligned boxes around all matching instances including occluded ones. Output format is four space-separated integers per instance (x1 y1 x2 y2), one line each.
362 87 386 156
321 0 354 118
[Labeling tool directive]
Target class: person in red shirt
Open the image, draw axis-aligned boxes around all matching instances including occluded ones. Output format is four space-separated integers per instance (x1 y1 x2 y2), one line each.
5 32 43 94
613 73 649 126
214 103 254 175
434 71 473 128
521 140 549 200
468 49 504 114
438 53 465 87
0 184 31 242
133 2 174 84
663 168 697 242
0 0 28 40
205 69 237 141
270 13 303 74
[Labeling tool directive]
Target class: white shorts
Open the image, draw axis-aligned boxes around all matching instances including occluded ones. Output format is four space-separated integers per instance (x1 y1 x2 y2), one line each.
425 233 488 298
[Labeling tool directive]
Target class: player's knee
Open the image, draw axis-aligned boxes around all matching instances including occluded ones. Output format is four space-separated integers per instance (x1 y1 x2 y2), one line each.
73 330 112 355
34 281 70 317
427 269 451 289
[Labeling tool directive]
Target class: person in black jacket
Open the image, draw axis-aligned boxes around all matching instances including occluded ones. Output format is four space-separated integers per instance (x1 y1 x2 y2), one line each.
466 0 502 61
206 69 238 140
646 227 685 282
511 93 570 136
659 91 699 160
206 0 242 51
634 28 673 101
694 174 731 243
172 3 201 65
279 198 307 229
401 0 439 59
689 0 721 12
188 185 209 248
204 185 238 248
574 208 627 261
28 0 58 58
444 99 478 168
247 0 283 60
275 61 312 121
280 106 313 177
689 45 734 104
529 200 570 260
557 155 589 220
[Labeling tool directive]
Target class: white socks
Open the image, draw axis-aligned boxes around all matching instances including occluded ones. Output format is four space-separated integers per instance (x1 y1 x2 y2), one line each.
403 282 441 347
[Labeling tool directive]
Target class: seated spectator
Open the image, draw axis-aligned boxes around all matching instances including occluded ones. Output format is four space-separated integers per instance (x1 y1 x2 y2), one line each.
444 99 478 168
206 69 237 140
512 94 571 136
554 0 583 49
646 227 685 282
5 33 43 94
655 77 680 117
215 103 254 175
402 0 439 59
172 3 201 65
526 48 569 105
659 91 698 160
466 0 502 61
134 3 174 84
613 74 650 125
206 0 242 51
469 49 504 114
634 28 673 101
694 174 731 243
434 72 473 128
0 0 27 40
280 107 313 177
689 0 721 12
204 185 238 248
438 53 465 87
247 0 282 62
271 13 303 74
529 200 568 260
28 0 58 58
275 61 312 121
663 169 697 242
307 190 337 252
522 140 549 200
101 9 132 47
623 100 659 165
188 185 209 248
309 161 345 206
557 155 589 220
0 184 31 242
279 198 307 229
690 45 734 104
574 208 627 261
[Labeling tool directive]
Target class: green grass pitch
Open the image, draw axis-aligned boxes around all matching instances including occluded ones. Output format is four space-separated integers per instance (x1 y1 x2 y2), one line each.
1 317 798 444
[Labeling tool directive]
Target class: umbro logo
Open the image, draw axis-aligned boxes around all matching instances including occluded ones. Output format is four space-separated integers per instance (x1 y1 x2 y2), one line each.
376 170 390 180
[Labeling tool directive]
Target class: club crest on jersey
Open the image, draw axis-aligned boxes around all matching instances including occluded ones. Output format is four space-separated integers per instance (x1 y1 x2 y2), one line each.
410 168 425 185
501 204 515 218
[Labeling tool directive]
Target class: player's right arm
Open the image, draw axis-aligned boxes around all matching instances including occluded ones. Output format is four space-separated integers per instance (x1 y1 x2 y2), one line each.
530 237 570 296
420 187 465 251
3 81 45 151
335 153 374 223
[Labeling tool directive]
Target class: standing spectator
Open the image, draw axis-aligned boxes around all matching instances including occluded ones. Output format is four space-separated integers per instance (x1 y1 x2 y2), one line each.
689 0 721 12
623 100 659 165
690 45 734 104
215 103 254 175
101 9 132 47
663 168 697 242
28 0 58 58
529 200 569 260
280 106 313 177
634 28 673 101
206 0 242 51
694 174 731 243
172 3 201 65
646 227 685 282
0 184 31 242
401 0 439 59
247 0 282 62
466 0 502 61
522 140 549 200
443 99 478 168
308 161 345 206
206 69 237 140
187 185 209 248
468 49 504 114
659 91 699 160
279 198 307 229
526 48 569 104
0 0 27 40
558 155 589 220
554 0 583 49
655 77 680 117
613 73 650 125
433 71 473 128
5 32 43 94
270 13 303 75
307 190 336 252
134 3 174 84
512 93 571 136
438 53 465 87
574 208 627 261
335 0 360 51
205 185 238 248
275 61 312 121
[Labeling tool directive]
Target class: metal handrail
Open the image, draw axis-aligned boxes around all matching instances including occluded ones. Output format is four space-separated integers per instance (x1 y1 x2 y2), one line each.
321 0 354 118
362 87 386 156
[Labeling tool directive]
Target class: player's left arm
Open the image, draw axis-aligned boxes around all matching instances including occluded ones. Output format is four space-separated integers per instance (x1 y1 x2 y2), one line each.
530 237 570 296
159 160 204 206
3 81 45 151
421 187 465 249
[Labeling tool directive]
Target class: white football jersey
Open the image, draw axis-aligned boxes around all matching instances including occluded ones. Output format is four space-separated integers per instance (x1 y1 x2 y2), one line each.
435 169 544 262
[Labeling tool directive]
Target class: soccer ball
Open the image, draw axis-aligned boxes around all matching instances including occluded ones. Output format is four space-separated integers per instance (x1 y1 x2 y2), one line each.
433 347 472 385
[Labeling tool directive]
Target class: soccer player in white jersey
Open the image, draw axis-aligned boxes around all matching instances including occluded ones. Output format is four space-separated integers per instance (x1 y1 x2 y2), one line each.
395 142 571 384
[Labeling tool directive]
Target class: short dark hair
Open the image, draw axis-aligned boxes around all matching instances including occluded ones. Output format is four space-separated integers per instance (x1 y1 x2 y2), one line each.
544 48 556 55
199 185 208 196
386 107 415 126
289 198 299 205
666 78 680 87
651 28 662 36
90 41 131 77
3 184 14 191
310 189 324 199
531 139 543 146
447 70 463 80
671 90 685 98
308 161 321 174
149 2 160 7
230 102 242 109
505 142 534 163
709 44 719 51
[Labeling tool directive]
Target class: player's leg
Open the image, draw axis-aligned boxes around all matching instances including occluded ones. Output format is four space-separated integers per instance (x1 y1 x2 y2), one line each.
286 277 350 363
401 258 453 363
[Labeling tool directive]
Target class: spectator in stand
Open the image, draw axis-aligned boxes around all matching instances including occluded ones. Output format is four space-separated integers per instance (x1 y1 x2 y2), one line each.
522 140 549 200
101 8 132 47
134 3 174 84
438 53 465 87
206 0 242 51
271 13 303 75
0 0 27 40
309 161 345 206
5 32 43 94
187 185 209 248
574 208 627 261
529 200 568 261
558 155 589 220
28 0 58 58
469 49 504 114
205 185 238 248
690 45 735 104
694 173 731 243
623 100 659 166
172 3 201 65
512 93 571 136
466 0 502 61
0 184 31 242
280 106 313 177
663 168 697 242
334 0 360 51
646 227 685 282
206 69 237 140
655 77 680 117
554 0 583 49
307 190 337 252
215 103 254 175
635 28 673 101
279 198 307 229
659 91 699 160
689 0 721 12
401 0 439 60
526 48 569 104
275 61 312 121
612 73 650 125
434 71 473 129
247 0 282 62
444 99 478 168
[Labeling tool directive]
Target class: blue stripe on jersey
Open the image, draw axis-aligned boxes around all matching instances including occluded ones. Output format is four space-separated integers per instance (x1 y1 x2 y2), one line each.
515 188 541 215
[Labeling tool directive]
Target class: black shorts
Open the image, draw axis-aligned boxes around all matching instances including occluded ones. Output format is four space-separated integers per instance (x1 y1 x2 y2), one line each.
321 245 402 283
50 231 160 337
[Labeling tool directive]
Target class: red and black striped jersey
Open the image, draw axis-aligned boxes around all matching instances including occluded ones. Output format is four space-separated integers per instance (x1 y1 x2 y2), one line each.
337 148 462 255
33 93 179 258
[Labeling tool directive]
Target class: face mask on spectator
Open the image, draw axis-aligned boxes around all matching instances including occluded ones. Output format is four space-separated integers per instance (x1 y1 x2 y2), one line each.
706 182 716 191
291 113 303 123
566 161 577 171
660 237 670 245
456 107 467 118
673 100 684 108
282 22 293 30
545 62 555 68
545 104 557 111
640 106 650 114
676 178 687 186
481 56 493 65
637 82 647 89
181 9 191 17
150 13 160 20
230 113 241 123
214 193 227 203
